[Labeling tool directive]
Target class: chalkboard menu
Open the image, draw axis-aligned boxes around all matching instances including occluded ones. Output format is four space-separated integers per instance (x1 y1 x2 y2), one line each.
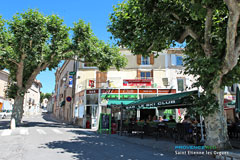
99 113 111 134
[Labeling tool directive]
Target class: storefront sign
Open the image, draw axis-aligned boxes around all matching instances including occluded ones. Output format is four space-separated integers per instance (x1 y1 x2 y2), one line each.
123 79 152 86
139 89 157 93
120 89 138 93
101 89 119 93
126 100 178 110
86 89 99 94
158 89 176 94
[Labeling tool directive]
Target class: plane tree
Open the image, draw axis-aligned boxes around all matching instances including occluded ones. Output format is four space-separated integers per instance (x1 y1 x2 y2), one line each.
0 9 127 126
108 0 240 149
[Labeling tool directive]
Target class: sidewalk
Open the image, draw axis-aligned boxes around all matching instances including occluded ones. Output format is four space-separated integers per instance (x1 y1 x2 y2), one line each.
108 133 240 160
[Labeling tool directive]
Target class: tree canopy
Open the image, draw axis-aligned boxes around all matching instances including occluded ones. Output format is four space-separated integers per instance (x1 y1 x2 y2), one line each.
108 0 240 116
0 9 127 97
108 0 240 149
0 9 127 125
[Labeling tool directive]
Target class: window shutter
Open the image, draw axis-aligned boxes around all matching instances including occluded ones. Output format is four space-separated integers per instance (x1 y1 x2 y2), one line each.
96 71 101 88
151 69 153 79
101 72 107 82
137 55 141 65
137 70 141 78
150 54 154 65
171 54 176 66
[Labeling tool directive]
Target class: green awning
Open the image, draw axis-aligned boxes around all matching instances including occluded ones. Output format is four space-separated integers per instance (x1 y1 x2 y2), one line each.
107 99 137 107
125 90 198 110
101 94 119 99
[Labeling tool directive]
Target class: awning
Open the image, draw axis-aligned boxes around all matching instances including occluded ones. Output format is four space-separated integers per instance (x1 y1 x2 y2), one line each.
125 90 198 110
107 99 137 107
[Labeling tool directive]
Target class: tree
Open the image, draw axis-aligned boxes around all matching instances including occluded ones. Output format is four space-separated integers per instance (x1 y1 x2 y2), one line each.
40 92 52 103
0 9 127 126
108 0 240 149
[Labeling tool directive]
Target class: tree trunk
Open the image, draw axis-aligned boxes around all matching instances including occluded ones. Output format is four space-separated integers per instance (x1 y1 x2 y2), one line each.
11 95 24 127
204 80 232 150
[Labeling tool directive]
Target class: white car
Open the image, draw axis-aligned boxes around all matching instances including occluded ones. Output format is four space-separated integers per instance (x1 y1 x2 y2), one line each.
0 110 12 119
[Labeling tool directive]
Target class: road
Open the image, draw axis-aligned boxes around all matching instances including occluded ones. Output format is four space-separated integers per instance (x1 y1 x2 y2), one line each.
0 114 215 160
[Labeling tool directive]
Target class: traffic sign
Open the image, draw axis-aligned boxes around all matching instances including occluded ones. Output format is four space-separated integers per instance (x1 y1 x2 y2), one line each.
66 96 72 102
69 71 76 75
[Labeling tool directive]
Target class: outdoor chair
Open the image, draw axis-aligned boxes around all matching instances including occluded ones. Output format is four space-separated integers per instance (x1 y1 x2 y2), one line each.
183 123 194 143
166 122 177 143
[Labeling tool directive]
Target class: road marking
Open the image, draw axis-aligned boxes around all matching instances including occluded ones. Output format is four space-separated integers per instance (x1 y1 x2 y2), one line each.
52 129 63 134
20 128 29 135
1 129 12 136
36 129 46 135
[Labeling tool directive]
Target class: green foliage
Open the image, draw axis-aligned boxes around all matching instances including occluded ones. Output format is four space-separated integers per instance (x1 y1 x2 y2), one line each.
0 9 127 99
40 92 52 103
108 0 240 116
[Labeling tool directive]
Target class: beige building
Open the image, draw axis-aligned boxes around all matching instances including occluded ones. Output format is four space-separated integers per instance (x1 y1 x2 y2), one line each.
23 80 42 116
0 70 41 115
54 48 196 128
54 60 75 123
0 70 13 111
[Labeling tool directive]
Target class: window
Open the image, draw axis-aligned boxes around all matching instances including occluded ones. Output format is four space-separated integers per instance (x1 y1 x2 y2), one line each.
177 78 185 91
140 72 151 79
176 56 183 66
141 56 150 65
171 54 183 66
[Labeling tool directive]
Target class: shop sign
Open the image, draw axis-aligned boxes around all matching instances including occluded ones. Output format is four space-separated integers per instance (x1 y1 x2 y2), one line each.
86 89 99 94
126 100 177 109
123 79 151 86
139 89 157 93
120 89 138 93
158 89 176 94
101 89 119 93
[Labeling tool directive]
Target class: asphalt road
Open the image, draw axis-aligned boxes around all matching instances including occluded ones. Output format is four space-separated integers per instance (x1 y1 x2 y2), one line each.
0 114 215 160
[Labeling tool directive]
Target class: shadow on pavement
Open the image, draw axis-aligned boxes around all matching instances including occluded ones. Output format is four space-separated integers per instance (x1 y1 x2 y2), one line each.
0 119 10 130
19 113 76 129
43 130 162 160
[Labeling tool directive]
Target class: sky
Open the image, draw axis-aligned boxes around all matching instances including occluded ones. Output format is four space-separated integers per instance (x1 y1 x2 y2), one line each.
0 0 122 93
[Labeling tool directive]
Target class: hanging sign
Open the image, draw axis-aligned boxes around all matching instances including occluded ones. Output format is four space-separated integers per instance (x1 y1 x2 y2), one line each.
69 75 73 87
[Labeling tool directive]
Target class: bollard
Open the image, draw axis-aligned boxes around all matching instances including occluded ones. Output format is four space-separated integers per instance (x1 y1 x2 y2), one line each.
10 118 16 130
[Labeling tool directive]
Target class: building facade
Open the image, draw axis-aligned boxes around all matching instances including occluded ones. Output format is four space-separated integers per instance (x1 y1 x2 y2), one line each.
54 60 75 123
0 70 42 115
54 48 196 128
0 70 13 111
23 80 42 116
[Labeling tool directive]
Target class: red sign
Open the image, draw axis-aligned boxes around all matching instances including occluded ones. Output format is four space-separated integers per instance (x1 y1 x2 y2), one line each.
101 89 119 93
123 79 152 86
89 80 95 88
66 96 72 102
139 89 157 93
158 89 176 94
86 89 99 94
120 89 138 93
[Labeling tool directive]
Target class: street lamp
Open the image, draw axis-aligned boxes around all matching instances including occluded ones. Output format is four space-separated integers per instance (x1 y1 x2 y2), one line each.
198 88 205 143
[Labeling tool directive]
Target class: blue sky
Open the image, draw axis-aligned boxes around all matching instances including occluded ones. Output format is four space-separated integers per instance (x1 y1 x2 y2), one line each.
0 0 122 93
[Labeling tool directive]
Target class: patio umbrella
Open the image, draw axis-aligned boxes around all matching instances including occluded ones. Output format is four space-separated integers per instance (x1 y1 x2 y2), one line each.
235 86 240 113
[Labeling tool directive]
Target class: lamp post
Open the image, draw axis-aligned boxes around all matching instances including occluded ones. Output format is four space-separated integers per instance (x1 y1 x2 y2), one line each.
198 88 205 143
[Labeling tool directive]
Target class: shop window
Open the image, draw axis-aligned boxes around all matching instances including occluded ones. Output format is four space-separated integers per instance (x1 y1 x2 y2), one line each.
86 94 98 104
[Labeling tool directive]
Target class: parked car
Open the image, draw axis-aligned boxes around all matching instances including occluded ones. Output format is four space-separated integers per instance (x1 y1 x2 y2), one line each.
0 110 12 119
